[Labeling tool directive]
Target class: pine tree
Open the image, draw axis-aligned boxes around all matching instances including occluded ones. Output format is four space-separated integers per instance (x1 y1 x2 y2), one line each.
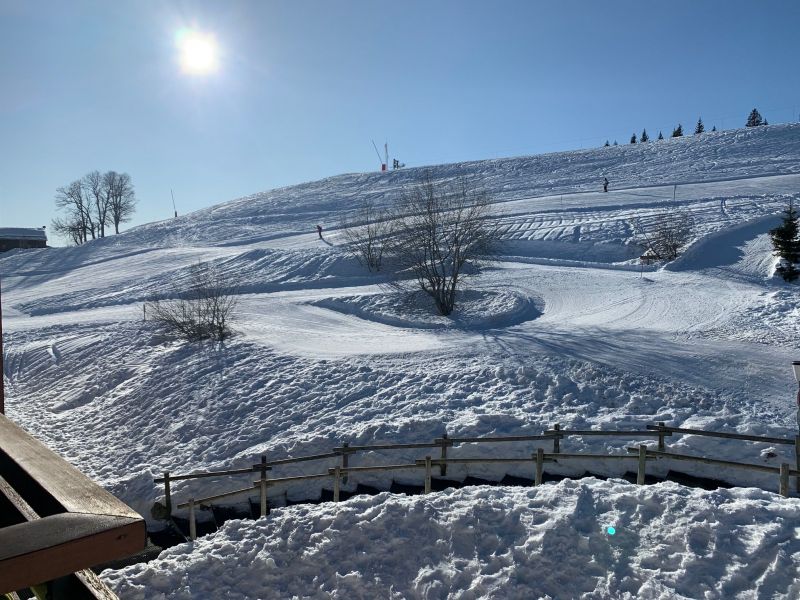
763 118 768 125
769 201 800 281
604 140 610 147
694 117 704 134
746 108 763 127
613 140 618 145
657 131 664 140
672 124 683 137
630 133 637 144
640 129 649 142
711 125 717 132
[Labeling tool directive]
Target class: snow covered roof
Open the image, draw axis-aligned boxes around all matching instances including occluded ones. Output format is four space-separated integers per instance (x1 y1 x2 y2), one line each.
0 227 47 241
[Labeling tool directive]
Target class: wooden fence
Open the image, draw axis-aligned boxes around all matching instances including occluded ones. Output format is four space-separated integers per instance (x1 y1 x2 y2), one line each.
154 422 800 541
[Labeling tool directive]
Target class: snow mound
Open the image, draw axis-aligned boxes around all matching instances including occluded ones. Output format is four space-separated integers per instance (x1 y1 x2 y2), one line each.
313 290 542 330
102 479 800 600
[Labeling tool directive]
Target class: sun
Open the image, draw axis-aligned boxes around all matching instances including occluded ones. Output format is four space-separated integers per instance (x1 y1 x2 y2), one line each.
175 28 219 75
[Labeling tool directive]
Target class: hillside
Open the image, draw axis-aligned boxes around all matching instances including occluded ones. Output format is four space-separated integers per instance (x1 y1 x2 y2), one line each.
2 124 800 598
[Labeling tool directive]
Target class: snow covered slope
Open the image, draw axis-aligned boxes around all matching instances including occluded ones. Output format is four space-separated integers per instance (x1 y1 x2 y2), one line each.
2 124 800 598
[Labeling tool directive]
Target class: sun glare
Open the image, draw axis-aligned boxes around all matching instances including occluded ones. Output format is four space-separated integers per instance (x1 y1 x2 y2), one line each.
176 28 219 75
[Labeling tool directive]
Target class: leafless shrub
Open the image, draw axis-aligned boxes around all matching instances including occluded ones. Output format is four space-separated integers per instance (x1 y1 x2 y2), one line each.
388 174 498 315
631 209 695 261
339 199 394 271
145 262 237 341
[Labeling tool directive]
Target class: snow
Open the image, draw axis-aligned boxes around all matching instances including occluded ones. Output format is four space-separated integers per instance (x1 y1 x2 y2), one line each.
102 480 800 599
2 123 800 597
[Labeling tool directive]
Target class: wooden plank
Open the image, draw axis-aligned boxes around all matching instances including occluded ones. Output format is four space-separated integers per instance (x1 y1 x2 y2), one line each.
420 457 556 465
73 569 121 600
637 445 646 485
154 466 255 483
442 434 559 444
0 513 143 593
0 474 37 521
645 424 792 445
779 463 789 497
548 430 660 437
266 452 340 466
329 463 422 474
177 483 259 509
333 442 439 452
424 457 431 494
535 449 543 486
626 447 800 474
0 416 141 520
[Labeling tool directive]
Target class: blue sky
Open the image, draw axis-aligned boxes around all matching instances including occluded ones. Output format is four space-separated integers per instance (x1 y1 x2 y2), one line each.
1 0 799 239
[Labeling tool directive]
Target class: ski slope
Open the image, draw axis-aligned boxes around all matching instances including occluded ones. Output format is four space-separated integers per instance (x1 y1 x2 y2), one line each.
2 124 800 599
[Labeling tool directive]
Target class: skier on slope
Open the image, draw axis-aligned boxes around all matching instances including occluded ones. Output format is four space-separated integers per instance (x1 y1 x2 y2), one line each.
603 177 609 193
316 224 323 239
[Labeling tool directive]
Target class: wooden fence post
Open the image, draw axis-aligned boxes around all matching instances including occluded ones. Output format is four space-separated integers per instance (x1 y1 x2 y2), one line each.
333 466 341 502
779 463 789 497
188 498 196 541
552 424 560 454
657 422 666 452
163 471 172 517
424 456 432 494
795 436 799 493
439 432 448 477
637 444 647 485
341 442 350 485
259 455 268 518
535 448 543 487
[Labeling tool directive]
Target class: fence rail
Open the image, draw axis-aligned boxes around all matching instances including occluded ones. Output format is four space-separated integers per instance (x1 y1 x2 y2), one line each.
155 421 800 540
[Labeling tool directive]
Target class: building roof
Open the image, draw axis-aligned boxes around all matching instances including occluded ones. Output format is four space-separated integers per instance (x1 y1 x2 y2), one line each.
0 227 47 241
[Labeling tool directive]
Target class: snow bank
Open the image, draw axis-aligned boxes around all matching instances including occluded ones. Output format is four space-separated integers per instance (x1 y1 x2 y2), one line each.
102 480 800 599
312 290 542 330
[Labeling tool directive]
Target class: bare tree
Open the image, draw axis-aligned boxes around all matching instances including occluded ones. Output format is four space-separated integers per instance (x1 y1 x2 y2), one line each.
388 174 497 315
145 262 237 341
54 179 94 243
339 199 394 272
51 215 85 246
631 209 695 261
105 171 137 234
84 170 110 238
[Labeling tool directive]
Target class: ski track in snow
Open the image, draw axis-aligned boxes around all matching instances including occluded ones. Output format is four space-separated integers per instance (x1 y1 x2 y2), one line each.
2 124 800 599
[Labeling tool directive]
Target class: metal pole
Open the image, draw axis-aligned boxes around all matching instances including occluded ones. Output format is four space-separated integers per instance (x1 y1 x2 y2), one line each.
552 424 560 453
